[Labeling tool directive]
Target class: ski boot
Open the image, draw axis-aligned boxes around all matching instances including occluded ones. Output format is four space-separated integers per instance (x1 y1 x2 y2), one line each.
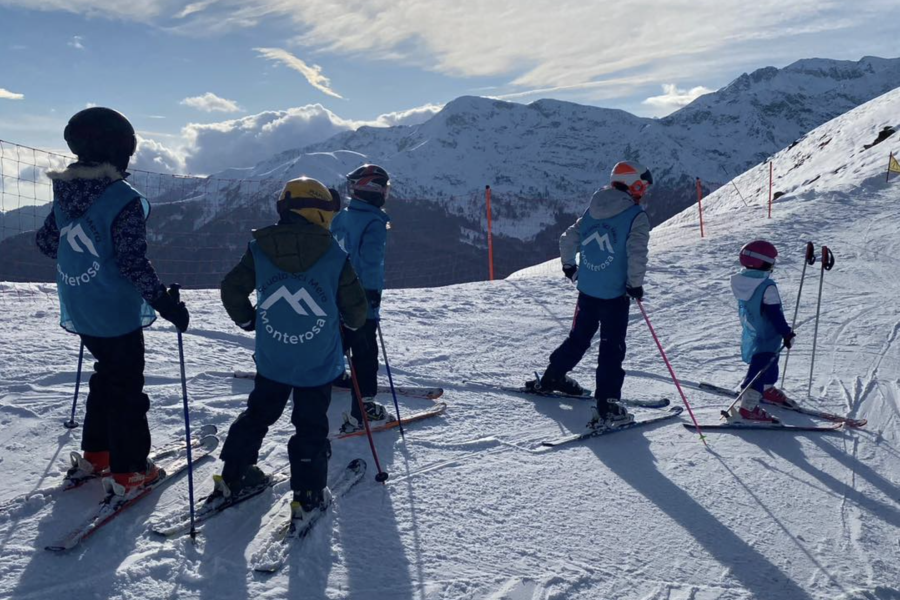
290 487 333 526
724 388 779 424
209 464 268 503
763 386 797 408
340 399 391 434
529 368 586 396
103 459 162 498
588 399 634 430
65 450 110 486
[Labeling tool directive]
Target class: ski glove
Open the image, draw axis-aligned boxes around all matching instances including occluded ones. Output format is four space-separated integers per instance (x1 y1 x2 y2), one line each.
626 285 644 300
150 284 190 332
562 264 578 282
341 325 367 353
783 331 796 349
366 289 382 310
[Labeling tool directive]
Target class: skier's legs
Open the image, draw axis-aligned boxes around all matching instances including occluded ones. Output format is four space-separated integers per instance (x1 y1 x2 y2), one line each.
80 346 110 454
219 373 292 482
288 382 332 493
594 296 630 400
547 293 602 377
80 329 149 473
741 352 778 393
349 319 379 418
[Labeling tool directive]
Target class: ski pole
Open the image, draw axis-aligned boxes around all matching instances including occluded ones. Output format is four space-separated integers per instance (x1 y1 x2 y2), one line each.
722 346 785 418
343 334 388 483
807 246 835 400
64 342 85 429
781 242 816 386
376 322 404 438
171 285 198 540
636 299 707 446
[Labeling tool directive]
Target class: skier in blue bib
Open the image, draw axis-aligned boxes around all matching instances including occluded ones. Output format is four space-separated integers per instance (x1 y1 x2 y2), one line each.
728 240 796 423
529 161 653 430
35 107 189 497
330 164 393 434
217 176 367 518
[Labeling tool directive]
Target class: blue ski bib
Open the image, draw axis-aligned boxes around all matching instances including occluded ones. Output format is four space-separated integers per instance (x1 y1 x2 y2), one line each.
252 240 346 387
576 204 643 299
736 271 782 362
54 180 156 337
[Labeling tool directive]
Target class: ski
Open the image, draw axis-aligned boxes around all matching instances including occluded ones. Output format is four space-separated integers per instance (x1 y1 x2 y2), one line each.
541 406 683 447
697 382 866 427
472 380 669 409
250 459 367 574
684 422 842 433
233 371 443 400
151 470 290 538
333 402 447 440
45 433 220 552
0 425 218 515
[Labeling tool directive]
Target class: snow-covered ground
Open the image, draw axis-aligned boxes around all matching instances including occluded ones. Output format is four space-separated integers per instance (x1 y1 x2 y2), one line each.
1 90 899 599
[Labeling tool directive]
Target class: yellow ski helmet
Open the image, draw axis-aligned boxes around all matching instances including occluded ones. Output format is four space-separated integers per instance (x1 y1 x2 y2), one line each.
276 177 340 228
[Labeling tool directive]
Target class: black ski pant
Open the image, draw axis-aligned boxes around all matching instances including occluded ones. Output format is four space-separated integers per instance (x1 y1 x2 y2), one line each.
219 373 332 493
348 319 379 418
548 293 630 401
79 328 151 474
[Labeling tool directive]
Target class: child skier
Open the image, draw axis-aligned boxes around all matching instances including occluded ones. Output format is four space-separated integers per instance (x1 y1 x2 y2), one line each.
330 164 392 433
217 176 367 518
530 161 653 430
728 240 796 422
36 107 190 497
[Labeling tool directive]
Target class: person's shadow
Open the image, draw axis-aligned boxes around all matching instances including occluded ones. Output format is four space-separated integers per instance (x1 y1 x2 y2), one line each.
589 431 820 599
743 430 900 529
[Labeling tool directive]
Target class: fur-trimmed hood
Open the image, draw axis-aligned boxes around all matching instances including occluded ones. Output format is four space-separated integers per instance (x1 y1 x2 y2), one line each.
47 162 124 220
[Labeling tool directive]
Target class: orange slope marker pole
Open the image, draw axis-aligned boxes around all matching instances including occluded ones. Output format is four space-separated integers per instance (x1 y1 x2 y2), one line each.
768 162 773 218
696 178 705 238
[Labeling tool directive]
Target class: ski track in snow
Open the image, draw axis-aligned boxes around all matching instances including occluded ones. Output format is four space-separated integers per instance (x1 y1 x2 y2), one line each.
2 93 900 599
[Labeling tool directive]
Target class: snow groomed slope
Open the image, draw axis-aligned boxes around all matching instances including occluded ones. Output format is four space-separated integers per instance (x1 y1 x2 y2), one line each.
0 89 899 599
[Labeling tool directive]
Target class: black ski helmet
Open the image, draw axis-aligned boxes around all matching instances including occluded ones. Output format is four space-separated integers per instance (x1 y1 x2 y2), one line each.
64 107 137 172
346 164 390 207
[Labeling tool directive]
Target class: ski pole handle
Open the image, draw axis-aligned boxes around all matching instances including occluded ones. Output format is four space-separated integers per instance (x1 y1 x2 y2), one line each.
805 241 816 266
821 246 834 271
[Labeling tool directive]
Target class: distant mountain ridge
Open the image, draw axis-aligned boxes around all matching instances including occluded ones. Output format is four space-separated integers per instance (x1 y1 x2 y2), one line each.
2 56 899 288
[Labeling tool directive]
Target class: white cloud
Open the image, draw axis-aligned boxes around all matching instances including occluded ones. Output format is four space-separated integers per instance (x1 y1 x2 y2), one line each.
68 35 85 50
135 100 442 175
131 135 188 173
643 84 715 115
85 102 98 108
370 104 443 127
0 88 24 100
180 104 355 173
174 0 216 18
180 92 242 113
254 47 343 99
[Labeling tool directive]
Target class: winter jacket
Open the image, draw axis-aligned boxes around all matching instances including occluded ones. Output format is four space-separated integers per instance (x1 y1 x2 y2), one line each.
330 199 390 319
36 163 166 304
731 269 791 363
220 211 367 332
559 186 651 292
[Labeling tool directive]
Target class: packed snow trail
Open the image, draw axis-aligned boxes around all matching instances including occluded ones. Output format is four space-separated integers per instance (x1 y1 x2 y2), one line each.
1 91 900 599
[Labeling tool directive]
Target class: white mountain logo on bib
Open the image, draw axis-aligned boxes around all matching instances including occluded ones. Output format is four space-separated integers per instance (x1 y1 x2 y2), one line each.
583 232 614 253
260 286 327 317
60 223 99 257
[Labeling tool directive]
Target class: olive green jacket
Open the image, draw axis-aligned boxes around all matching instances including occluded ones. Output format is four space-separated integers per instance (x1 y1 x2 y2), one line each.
221 214 368 331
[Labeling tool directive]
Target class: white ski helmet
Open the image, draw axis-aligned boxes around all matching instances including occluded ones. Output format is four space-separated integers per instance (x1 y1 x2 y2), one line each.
610 161 653 200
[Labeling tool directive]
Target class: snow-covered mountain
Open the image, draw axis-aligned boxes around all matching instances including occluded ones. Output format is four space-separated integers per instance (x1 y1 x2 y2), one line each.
2 57 899 289
1 72 898 600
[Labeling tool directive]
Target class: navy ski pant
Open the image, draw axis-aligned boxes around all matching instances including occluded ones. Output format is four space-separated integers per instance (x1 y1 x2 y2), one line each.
549 293 630 400
348 319 379 418
741 352 779 393
219 373 332 493
79 328 151 474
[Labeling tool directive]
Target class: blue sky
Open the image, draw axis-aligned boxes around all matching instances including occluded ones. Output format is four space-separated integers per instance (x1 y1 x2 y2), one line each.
1 0 898 175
